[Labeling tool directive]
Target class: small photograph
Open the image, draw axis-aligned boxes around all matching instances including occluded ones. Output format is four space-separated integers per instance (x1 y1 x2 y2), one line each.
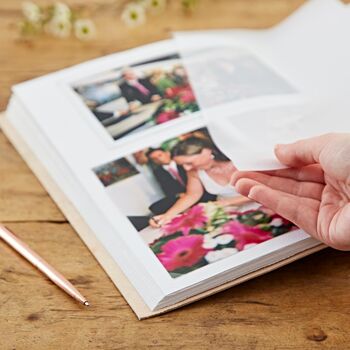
93 128 298 278
94 158 139 187
72 54 199 141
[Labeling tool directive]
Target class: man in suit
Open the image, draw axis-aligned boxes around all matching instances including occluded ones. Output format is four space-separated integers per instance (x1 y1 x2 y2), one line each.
119 68 161 105
147 148 187 197
146 148 216 215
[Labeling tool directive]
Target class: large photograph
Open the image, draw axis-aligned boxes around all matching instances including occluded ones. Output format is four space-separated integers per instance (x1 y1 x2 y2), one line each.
72 54 199 141
93 128 298 278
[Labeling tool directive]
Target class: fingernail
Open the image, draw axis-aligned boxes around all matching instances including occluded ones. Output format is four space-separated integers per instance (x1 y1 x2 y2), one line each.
247 187 255 199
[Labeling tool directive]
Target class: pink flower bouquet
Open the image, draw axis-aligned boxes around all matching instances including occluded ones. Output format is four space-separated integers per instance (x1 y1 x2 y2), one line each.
149 202 298 277
152 84 199 125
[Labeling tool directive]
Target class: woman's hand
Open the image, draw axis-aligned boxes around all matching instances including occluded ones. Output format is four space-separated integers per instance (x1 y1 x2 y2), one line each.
232 133 350 251
149 214 173 228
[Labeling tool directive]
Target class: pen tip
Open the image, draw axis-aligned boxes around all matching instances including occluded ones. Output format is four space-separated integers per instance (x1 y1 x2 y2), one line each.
84 301 90 307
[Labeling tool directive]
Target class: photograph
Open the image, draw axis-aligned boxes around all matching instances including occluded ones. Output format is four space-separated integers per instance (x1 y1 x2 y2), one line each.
93 128 298 278
72 53 200 141
180 47 297 108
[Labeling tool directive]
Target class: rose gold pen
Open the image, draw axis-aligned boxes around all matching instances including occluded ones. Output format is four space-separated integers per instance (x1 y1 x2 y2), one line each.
0 225 89 307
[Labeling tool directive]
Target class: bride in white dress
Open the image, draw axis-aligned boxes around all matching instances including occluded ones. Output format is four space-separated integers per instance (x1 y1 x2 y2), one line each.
149 136 253 228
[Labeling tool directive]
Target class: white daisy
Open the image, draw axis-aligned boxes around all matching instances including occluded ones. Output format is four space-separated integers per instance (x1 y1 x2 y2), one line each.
46 17 72 38
215 234 234 245
270 218 283 227
205 248 239 263
22 1 42 23
202 235 218 249
74 19 96 41
203 202 218 218
53 2 71 21
121 3 146 27
143 0 167 14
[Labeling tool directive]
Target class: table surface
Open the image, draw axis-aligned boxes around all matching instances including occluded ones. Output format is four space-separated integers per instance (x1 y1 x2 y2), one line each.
1 1 350 349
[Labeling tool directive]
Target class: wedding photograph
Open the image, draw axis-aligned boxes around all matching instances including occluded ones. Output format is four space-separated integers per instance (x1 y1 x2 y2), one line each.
93 128 297 277
72 53 200 141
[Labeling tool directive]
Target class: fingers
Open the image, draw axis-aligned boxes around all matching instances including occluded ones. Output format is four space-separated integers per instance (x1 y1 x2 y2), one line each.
232 171 324 200
237 180 319 237
260 164 325 184
149 216 162 228
275 134 336 167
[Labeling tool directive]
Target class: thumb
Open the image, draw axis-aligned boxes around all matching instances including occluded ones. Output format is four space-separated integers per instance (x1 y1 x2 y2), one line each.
275 134 334 167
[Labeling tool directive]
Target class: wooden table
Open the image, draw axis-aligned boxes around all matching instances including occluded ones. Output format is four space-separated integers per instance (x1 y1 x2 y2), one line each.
1 1 349 349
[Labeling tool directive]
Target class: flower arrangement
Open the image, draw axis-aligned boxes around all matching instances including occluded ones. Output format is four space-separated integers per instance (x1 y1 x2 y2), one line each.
121 0 198 27
19 0 198 39
150 202 297 277
20 2 96 40
153 85 199 124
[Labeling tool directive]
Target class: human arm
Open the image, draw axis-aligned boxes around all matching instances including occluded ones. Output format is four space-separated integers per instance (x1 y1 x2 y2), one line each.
149 170 204 228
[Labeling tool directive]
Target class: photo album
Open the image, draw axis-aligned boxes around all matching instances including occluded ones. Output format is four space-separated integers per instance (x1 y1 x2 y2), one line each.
2 0 349 318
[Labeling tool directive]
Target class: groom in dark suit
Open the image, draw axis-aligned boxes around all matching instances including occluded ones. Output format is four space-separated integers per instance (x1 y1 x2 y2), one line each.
146 148 216 215
119 68 161 105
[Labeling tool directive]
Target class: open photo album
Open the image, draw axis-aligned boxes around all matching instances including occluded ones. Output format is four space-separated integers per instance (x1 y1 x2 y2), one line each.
2 0 350 319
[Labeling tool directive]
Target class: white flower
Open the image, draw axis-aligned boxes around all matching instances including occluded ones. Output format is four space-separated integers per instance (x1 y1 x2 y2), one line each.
203 202 218 218
121 3 146 27
205 248 239 263
46 17 72 38
22 1 42 23
243 243 258 250
270 218 283 227
215 234 234 245
74 19 96 41
252 213 264 220
143 0 167 14
202 235 218 249
53 2 71 21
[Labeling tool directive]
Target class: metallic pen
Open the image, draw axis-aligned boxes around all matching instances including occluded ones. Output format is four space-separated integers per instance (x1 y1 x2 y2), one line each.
0 225 89 306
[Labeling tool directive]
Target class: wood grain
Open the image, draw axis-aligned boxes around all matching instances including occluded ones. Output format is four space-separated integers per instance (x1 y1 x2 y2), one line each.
1 1 350 349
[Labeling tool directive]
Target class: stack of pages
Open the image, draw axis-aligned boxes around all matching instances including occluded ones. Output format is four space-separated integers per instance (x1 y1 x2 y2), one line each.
2 0 350 319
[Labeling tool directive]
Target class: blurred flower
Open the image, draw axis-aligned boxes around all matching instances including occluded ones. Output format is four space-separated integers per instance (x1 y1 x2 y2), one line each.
155 110 179 124
202 233 234 249
53 2 71 21
121 3 146 27
74 19 96 40
157 235 207 271
270 218 283 227
143 0 167 14
215 234 234 245
222 221 273 251
181 0 197 11
203 201 219 219
202 235 218 249
205 248 238 263
22 1 42 23
163 204 208 236
46 17 72 38
20 1 96 41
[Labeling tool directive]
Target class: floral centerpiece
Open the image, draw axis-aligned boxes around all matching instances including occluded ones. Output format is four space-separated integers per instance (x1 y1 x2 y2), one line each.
152 85 199 124
149 202 297 277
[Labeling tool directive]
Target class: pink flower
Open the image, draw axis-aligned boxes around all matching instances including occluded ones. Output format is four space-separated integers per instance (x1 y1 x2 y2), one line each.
163 205 208 236
179 88 196 104
155 110 179 124
164 85 196 103
157 235 208 271
222 221 273 251
165 85 183 98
